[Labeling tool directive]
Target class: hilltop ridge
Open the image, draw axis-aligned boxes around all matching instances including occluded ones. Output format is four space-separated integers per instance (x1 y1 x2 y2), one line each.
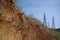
0 0 56 40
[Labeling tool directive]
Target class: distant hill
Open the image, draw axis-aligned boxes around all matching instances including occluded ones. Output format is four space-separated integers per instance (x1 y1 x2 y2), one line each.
54 28 60 32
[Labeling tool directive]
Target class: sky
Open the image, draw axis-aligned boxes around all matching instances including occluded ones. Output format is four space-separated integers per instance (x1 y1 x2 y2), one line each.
14 0 60 28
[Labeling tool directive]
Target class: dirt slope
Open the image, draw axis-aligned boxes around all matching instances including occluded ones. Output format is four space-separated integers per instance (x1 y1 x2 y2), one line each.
0 0 56 40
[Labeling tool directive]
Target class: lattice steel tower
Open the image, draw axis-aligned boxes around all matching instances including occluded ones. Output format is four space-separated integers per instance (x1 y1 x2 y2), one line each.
52 17 55 28
48 22 50 28
43 13 47 26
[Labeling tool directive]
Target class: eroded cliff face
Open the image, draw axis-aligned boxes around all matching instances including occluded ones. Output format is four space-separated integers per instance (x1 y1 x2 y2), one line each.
0 0 21 27
0 0 56 40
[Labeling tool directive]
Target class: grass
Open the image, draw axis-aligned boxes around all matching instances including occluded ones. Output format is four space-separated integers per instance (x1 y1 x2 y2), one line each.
49 28 60 40
55 29 60 40
55 31 60 40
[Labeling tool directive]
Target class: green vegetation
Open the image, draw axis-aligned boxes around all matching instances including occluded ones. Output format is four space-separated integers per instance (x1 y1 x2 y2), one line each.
50 28 60 40
55 28 60 40
55 31 60 40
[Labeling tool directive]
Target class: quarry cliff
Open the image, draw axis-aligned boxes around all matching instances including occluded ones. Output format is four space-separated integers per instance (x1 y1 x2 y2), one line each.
0 0 56 40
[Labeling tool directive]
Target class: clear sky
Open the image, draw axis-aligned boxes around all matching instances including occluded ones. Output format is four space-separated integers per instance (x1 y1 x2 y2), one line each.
14 0 60 28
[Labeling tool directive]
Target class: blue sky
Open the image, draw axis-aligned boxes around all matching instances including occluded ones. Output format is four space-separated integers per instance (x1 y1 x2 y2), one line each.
14 0 60 28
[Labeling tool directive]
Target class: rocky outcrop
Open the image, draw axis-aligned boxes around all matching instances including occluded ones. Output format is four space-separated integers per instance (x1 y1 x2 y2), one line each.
0 0 56 40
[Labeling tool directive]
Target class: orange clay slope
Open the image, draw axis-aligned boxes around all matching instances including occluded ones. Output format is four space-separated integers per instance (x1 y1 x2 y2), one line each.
0 0 56 40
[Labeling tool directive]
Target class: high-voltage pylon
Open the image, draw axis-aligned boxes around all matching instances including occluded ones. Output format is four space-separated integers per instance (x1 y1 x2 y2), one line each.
48 22 50 28
52 17 55 28
43 13 47 26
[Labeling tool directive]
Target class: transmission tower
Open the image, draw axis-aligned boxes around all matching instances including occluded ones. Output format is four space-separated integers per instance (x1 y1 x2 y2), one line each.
48 22 50 28
43 13 47 26
28 13 33 18
52 17 55 28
